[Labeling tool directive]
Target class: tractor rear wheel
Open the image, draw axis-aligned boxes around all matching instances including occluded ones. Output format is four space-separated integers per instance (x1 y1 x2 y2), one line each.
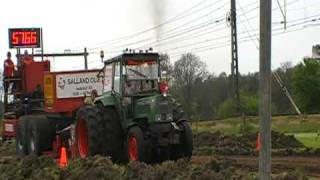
75 105 104 158
98 107 125 162
16 116 29 156
27 115 53 156
127 126 148 162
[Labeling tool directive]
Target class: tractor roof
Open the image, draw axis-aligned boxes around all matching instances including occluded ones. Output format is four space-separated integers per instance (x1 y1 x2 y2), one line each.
104 52 159 65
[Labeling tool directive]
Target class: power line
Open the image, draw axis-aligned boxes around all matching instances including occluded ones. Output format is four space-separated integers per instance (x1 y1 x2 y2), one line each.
99 12 320 61
52 0 213 52
89 0 300 54
87 0 269 52
97 14 320 62
167 14 320 58
91 16 226 52
238 1 259 44
89 2 229 52
54 0 312 65
59 1 260 54
87 0 224 49
88 16 227 55
76 13 320 69
241 0 302 122
51 0 302 54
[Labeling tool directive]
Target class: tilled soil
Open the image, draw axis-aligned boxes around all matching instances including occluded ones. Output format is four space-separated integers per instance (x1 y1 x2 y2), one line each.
193 131 304 149
192 155 318 179
193 131 319 156
223 155 320 178
0 152 256 180
0 132 314 180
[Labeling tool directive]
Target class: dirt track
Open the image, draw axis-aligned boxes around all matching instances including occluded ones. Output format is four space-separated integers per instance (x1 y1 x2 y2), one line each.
0 131 317 179
192 155 320 177
0 140 316 179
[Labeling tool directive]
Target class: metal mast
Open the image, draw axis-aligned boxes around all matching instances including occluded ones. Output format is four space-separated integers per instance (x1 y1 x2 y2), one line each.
230 0 240 113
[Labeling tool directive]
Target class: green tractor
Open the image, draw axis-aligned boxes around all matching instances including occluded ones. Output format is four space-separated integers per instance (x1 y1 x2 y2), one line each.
76 52 193 162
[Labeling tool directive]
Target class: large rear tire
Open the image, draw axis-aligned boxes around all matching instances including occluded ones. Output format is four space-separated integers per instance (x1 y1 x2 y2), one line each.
27 115 53 156
98 107 125 162
127 126 148 162
16 116 29 156
75 105 104 158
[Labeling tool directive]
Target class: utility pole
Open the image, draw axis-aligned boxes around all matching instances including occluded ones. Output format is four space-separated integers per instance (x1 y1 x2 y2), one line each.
276 0 287 30
273 71 301 115
259 0 272 179
84 47 88 70
230 0 240 114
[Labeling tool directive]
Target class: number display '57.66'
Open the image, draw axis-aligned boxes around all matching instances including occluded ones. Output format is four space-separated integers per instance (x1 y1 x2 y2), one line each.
9 28 41 48
12 31 37 45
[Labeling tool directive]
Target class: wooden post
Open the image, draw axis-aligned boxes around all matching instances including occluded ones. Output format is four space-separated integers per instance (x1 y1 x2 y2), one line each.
259 0 272 179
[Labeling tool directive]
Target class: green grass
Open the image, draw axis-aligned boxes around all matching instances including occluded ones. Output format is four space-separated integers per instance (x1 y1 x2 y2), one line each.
271 115 320 133
191 114 320 135
292 133 320 148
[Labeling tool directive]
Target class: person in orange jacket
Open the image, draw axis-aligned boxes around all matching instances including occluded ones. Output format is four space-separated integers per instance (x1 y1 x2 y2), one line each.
22 50 33 65
4 52 14 77
3 52 15 93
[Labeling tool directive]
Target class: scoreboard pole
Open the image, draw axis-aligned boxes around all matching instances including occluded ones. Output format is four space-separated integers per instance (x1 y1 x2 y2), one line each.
41 28 44 61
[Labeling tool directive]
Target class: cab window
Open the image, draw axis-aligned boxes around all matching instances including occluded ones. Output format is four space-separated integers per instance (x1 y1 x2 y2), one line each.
114 62 121 93
103 64 112 92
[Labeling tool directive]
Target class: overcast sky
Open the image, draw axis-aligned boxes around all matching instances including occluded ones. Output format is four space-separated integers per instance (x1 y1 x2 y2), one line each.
0 0 319 74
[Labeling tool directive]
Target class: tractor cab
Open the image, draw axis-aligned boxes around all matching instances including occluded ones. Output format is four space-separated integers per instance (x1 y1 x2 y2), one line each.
99 52 164 96
97 52 172 124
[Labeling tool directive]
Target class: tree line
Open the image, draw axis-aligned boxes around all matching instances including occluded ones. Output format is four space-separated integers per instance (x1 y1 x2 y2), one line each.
162 53 320 121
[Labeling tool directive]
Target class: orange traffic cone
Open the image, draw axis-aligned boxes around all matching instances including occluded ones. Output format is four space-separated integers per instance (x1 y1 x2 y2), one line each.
59 147 68 168
255 133 261 152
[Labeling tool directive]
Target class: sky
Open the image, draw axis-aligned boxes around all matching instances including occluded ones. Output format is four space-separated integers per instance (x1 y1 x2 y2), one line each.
0 0 319 75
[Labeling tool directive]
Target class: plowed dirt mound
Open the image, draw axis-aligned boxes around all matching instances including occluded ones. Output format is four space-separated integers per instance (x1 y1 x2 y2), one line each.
0 154 258 180
193 131 315 156
0 139 309 179
194 131 304 149
193 132 254 155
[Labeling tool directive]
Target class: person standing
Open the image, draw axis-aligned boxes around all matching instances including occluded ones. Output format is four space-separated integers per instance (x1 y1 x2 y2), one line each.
22 50 33 64
3 52 15 93
4 52 14 77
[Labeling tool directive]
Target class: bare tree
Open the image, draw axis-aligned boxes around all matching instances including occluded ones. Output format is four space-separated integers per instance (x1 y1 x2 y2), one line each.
171 53 207 119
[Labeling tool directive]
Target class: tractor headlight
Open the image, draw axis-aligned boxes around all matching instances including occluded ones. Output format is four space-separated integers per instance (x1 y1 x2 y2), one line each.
155 114 162 122
155 113 173 122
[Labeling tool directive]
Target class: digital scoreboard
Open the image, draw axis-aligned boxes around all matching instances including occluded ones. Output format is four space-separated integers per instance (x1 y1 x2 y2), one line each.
8 28 41 48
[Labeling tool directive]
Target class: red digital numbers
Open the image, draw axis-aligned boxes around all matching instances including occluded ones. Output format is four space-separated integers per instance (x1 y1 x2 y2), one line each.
9 28 41 48
12 32 19 45
30 32 37 43
12 31 38 45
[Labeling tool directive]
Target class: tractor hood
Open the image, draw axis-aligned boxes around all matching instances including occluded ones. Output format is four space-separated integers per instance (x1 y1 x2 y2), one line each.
134 94 173 123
